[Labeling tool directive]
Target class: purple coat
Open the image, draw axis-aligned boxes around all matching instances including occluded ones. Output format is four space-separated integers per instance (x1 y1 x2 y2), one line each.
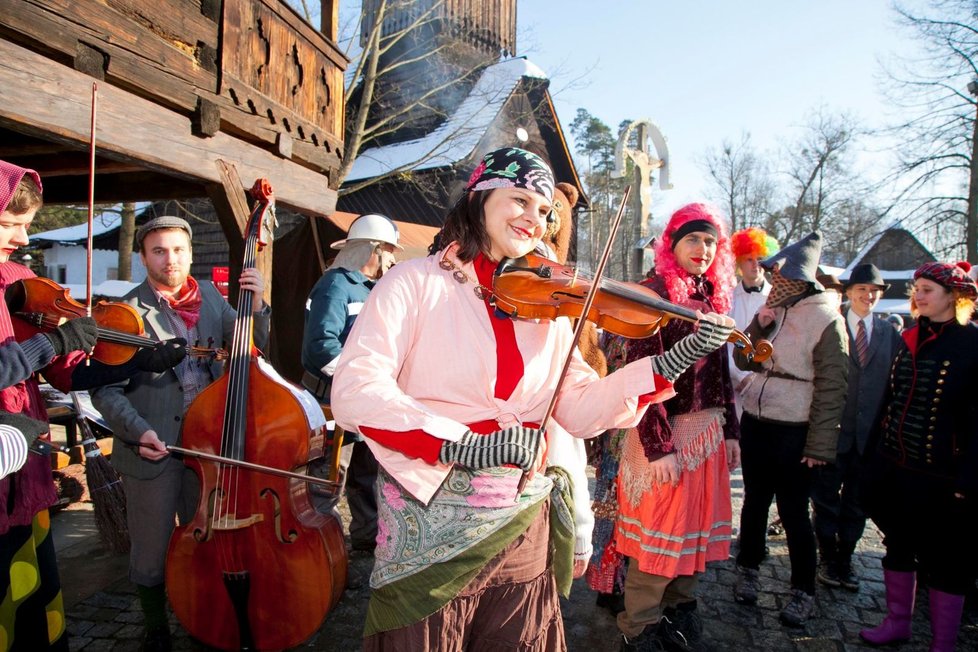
624 274 739 460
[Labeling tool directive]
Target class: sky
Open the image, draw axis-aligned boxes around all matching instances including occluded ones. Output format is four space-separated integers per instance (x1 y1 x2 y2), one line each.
516 0 927 217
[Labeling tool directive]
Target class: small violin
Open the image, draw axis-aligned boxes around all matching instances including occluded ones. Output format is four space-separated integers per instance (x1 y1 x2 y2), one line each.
491 254 773 362
5 277 228 365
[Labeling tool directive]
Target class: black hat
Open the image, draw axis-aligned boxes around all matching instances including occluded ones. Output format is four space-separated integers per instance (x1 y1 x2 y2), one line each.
761 231 823 288
845 263 889 290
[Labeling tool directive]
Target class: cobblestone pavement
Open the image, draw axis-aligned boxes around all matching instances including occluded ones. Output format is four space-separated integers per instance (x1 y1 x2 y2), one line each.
57 468 977 651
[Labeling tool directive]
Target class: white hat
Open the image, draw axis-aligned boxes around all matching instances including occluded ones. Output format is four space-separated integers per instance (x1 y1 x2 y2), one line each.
331 213 403 250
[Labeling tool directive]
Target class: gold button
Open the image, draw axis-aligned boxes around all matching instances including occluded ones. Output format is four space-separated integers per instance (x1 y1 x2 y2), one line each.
931 417 938 422
926 444 933 449
927 435 934 441
936 389 943 394
943 360 951 366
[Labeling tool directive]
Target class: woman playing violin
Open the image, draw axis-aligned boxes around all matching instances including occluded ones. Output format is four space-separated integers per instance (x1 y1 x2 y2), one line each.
0 160 186 651
612 203 741 651
330 148 735 651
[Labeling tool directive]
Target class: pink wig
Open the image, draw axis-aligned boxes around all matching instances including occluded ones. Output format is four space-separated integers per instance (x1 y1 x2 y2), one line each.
652 203 734 314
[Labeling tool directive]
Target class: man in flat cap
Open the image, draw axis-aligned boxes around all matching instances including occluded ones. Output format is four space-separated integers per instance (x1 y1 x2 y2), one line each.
91 215 270 651
811 263 900 593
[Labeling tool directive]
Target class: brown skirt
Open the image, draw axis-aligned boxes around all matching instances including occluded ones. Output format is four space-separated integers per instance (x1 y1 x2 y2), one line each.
363 503 566 652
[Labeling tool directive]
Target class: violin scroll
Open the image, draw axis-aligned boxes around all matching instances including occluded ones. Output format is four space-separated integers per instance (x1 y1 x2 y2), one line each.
727 330 773 363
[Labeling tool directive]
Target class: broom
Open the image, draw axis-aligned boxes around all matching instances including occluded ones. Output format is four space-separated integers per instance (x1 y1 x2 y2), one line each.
71 391 130 554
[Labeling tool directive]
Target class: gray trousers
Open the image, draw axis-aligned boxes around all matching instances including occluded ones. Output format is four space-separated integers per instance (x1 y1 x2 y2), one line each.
122 458 200 587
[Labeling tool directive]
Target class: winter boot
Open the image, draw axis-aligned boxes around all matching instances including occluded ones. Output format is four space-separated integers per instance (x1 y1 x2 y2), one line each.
836 539 860 592
927 589 965 652
860 570 916 645
816 536 841 588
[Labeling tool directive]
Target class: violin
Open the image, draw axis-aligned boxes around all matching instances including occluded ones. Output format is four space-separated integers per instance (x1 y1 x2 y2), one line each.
491 253 773 363
5 277 228 364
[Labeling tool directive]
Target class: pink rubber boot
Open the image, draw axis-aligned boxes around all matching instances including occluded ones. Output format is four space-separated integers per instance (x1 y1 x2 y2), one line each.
928 589 965 652
860 569 916 645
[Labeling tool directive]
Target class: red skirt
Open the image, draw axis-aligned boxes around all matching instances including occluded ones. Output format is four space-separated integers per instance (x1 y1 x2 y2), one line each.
614 427 732 577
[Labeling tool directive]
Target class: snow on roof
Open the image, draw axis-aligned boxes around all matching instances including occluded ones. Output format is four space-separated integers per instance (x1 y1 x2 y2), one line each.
874 299 911 315
31 213 122 244
344 57 548 183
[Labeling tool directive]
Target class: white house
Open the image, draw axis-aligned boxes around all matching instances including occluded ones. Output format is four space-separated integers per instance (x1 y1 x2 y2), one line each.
30 213 144 299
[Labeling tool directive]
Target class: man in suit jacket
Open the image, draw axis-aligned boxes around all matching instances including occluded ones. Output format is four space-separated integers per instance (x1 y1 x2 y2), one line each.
91 216 269 652
811 263 899 592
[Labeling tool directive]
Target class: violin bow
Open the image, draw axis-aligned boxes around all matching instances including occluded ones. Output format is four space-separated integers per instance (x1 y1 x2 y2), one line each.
85 82 97 316
131 443 340 489
517 186 631 494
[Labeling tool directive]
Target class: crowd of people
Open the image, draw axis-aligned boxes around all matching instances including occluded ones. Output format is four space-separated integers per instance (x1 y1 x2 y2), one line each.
1 146 975 652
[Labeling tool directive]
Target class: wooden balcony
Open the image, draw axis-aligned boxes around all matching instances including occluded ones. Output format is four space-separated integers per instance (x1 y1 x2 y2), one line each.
0 0 348 215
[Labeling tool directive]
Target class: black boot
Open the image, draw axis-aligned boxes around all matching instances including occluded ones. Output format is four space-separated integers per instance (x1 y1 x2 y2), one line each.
136 583 171 652
621 625 666 651
816 536 841 588
597 591 626 615
836 540 860 592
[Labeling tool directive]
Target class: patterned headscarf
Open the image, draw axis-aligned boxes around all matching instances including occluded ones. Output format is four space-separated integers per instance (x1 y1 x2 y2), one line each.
914 261 978 300
0 160 42 215
465 147 555 203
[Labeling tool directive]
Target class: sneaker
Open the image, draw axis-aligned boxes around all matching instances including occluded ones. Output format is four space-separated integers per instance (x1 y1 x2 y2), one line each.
836 561 860 592
779 589 815 627
621 626 666 652
733 566 761 605
816 560 842 588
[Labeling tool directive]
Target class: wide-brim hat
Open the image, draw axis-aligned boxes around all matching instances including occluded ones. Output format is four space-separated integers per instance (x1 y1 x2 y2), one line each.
845 263 889 290
761 231 823 289
816 273 844 292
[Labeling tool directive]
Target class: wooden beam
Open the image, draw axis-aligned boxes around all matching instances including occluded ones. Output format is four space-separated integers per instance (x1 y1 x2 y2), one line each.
40 172 207 204
0 38 337 216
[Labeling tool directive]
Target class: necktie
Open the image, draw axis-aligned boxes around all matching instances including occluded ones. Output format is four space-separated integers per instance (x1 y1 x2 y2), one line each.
855 319 869 367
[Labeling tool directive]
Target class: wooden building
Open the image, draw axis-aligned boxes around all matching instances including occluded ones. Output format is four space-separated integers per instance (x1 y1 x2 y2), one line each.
0 0 348 372
340 0 585 227
840 224 936 315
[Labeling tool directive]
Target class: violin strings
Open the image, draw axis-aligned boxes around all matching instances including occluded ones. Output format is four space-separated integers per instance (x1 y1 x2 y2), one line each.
546 267 701 322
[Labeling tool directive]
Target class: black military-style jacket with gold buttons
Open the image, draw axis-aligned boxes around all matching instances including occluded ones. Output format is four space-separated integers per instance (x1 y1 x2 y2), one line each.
878 319 978 496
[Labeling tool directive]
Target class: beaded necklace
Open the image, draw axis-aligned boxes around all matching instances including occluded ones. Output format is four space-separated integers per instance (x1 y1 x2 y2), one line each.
439 250 493 301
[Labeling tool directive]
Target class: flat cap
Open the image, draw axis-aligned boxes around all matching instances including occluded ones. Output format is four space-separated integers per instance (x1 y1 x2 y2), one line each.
136 216 193 247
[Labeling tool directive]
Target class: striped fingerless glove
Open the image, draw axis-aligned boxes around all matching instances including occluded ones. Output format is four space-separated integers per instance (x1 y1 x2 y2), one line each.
650 320 734 382
439 426 543 471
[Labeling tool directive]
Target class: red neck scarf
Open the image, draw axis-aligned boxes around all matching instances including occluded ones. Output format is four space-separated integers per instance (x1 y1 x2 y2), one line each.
166 276 202 329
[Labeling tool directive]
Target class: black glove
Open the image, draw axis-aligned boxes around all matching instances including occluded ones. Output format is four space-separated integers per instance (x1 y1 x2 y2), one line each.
134 338 187 373
438 426 543 471
44 317 98 356
0 412 48 442
651 319 734 382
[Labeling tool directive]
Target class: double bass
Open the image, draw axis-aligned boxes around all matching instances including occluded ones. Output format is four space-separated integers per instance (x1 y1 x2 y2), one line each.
165 180 347 650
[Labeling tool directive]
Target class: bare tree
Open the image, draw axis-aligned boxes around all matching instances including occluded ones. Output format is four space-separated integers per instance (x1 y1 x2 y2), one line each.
880 0 978 260
288 1 518 195
701 132 775 232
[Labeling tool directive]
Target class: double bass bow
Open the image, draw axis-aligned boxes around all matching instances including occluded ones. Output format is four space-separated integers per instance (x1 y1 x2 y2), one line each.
164 179 347 651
